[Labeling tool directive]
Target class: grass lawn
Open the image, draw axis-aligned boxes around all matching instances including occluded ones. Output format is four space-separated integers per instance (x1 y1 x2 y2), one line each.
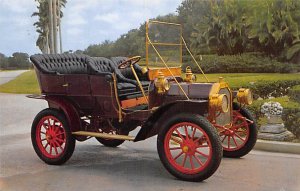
0 70 299 94
195 73 300 88
0 70 40 94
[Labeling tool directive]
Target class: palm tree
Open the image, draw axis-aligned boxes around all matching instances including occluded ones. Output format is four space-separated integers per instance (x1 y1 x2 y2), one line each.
32 0 67 53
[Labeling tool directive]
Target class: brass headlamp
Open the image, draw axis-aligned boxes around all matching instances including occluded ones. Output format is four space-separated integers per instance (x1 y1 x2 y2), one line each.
237 88 253 105
155 71 170 94
209 94 229 113
185 66 196 83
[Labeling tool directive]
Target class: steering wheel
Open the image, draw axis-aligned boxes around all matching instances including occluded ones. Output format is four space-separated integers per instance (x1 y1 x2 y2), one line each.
118 56 141 69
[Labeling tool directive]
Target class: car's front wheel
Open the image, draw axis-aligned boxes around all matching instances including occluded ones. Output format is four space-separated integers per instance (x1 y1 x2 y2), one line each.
216 103 258 158
157 113 222 182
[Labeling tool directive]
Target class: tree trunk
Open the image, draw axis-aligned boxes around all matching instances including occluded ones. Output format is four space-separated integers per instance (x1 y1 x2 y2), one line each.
48 0 54 54
58 0 62 53
53 0 58 53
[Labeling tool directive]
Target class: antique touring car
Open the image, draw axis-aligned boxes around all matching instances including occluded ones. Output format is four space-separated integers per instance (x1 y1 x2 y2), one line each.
28 21 257 181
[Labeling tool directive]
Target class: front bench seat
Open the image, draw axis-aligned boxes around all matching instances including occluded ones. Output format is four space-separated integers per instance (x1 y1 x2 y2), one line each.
110 57 150 86
88 57 148 100
30 53 89 74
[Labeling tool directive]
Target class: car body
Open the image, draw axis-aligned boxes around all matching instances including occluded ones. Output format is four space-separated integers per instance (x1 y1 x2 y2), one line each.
28 21 257 182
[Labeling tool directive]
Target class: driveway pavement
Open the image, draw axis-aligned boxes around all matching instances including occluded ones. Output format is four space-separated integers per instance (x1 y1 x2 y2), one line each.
0 70 28 85
0 93 299 191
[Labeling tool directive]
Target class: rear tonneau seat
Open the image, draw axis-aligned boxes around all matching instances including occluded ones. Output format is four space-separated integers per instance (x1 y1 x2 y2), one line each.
30 54 90 74
30 53 149 99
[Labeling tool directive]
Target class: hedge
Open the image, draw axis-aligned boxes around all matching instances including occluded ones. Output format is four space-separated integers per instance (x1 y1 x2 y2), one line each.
248 80 300 99
182 53 300 73
282 109 300 139
289 85 300 102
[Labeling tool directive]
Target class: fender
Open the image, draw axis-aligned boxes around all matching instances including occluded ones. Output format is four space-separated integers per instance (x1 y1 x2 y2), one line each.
27 94 83 140
134 100 208 142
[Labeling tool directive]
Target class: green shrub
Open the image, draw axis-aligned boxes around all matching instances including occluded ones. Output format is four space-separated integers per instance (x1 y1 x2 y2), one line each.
289 85 300 102
183 53 300 73
282 109 300 139
249 80 300 98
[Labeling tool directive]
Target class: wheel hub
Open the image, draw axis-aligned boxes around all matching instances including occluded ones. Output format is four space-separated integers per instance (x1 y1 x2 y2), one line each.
182 140 197 155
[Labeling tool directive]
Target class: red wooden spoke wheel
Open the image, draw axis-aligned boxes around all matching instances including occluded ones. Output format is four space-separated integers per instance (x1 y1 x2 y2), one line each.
217 111 250 152
164 122 212 174
157 114 222 182
95 120 129 147
214 103 258 158
36 116 66 158
31 109 75 165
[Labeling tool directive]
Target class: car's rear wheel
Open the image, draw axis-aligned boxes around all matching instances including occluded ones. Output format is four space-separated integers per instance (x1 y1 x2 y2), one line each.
157 114 222 182
31 108 75 165
95 120 129 147
216 103 257 158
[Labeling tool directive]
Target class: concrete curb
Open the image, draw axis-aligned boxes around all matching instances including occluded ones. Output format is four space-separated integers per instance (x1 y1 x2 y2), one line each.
254 139 300 155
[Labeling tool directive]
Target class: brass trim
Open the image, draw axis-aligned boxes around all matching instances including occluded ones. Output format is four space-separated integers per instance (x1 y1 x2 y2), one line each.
72 131 135 141
149 20 181 26
146 35 189 100
151 42 181 46
146 20 182 68
181 37 209 82
130 64 149 103
112 74 124 122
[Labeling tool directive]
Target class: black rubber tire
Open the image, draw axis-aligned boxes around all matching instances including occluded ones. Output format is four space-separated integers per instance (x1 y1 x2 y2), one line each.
223 103 258 158
95 120 130 147
157 113 223 182
31 108 76 165
96 129 129 147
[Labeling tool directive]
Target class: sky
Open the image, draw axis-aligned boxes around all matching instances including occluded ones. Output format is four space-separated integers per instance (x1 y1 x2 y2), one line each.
0 0 183 56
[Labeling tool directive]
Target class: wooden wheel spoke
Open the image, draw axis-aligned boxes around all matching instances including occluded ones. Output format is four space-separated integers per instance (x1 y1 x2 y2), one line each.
221 135 227 143
227 136 231 148
232 136 238 147
191 126 196 139
169 147 181 150
196 150 209 158
197 144 209 148
54 145 59 155
174 151 184 160
184 126 190 140
189 155 194 169
49 145 53 155
234 132 245 142
56 137 65 143
193 154 204 166
54 140 64 151
175 129 185 141
182 154 187 167
194 135 204 143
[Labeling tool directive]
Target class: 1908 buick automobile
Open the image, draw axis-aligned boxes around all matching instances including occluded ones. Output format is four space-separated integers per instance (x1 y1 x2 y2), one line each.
28 21 257 181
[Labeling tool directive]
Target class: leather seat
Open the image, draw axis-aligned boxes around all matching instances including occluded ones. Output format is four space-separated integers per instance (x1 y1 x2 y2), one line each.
31 53 149 100
110 57 150 89
89 57 149 100
30 54 89 74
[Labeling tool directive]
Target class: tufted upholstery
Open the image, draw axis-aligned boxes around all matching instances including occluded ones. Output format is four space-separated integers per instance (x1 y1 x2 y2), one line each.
87 57 115 75
30 54 89 74
31 53 149 100
89 56 149 99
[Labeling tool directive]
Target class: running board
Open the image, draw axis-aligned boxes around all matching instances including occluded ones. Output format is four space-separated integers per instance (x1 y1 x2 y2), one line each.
72 131 135 141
